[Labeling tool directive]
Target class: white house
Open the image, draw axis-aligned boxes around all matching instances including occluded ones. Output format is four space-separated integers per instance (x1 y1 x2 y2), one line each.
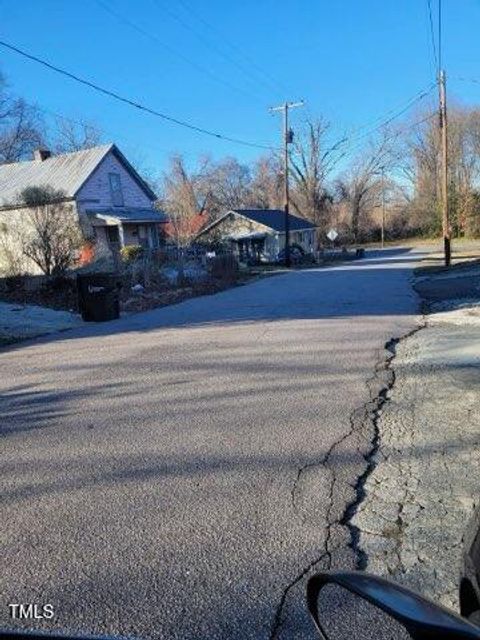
0 144 167 273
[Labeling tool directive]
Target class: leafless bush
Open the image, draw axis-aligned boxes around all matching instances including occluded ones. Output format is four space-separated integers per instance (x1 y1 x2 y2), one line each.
13 186 84 275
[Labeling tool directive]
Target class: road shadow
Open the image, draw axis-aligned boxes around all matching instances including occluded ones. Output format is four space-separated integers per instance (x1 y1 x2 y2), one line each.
0 247 425 355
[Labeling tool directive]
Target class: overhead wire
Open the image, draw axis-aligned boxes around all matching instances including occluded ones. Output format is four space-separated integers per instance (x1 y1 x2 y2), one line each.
0 30 437 164
454 76 480 85
332 84 436 162
151 0 283 100
426 0 439 75
94 0 266 104
34 103 184 159
333 112 437 170
0 39 279 151
340 84 436 143
438 0 443 72
177 0 289 97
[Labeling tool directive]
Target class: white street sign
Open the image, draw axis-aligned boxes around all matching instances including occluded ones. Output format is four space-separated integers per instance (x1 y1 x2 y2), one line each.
327 229 338 242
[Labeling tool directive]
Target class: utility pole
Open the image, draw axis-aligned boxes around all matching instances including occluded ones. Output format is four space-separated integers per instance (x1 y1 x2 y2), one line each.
270 100 304 267
439 69 451 266
380 166 386 249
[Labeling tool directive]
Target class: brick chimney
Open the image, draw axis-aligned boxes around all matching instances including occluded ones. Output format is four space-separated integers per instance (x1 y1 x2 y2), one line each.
33 148 52 161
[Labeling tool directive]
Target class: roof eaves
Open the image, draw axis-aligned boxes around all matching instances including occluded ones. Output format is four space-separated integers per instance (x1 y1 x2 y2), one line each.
194 210 232 238
111 144 157 201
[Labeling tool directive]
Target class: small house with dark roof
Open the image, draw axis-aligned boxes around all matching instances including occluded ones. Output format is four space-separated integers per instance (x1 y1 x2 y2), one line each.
196 208 316 263
0 144 167 273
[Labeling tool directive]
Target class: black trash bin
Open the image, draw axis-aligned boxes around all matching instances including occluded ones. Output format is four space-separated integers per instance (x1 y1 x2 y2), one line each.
77 273 121 322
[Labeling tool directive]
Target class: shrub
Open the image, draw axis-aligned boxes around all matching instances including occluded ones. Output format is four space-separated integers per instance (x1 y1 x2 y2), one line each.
17 186 83 275
120 245 143 262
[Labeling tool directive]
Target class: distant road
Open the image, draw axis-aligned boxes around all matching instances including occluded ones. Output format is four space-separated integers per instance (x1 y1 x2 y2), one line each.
0 247 423 639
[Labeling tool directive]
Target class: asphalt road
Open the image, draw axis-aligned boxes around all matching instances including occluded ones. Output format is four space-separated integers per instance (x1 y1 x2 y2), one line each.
0 248 422 640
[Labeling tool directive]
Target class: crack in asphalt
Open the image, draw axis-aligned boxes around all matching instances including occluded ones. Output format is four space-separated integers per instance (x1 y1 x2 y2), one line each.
343 322 426 571
270 321 427 639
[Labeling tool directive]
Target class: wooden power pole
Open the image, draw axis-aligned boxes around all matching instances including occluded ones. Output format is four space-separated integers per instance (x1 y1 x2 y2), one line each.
270 101 304 267
381 166 386 249
439 70 451 266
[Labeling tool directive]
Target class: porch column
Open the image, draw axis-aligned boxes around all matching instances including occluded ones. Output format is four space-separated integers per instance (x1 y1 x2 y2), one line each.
117 223 125 248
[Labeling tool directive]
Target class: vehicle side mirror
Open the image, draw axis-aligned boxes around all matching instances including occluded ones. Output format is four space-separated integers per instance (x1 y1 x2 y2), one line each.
307 571 480 640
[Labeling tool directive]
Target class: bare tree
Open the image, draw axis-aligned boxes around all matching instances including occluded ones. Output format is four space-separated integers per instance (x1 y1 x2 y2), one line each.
52 117 102 153
0 73 44 164
248 154 283 209
199 156 251 214
289 118 344 235
16 186 83 275
161 155 203 248
336 131 396 243
398 107 480 237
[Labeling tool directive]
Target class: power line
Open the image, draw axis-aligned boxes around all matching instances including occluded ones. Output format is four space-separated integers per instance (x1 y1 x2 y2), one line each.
279 87 435 169
0 39 278 151
177 0 289 97
35 103 182 158
95 0 264 104
342 84 436 142
338 112 437 164
438 0 443 72
337 84 436 155
426 0 439 74
454 75 480 85
151 0 282 100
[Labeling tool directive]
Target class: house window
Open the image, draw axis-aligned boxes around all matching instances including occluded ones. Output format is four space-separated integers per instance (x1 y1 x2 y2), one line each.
151 225 159 248
109 173 124 207
106 225 120 244
137 225 148 247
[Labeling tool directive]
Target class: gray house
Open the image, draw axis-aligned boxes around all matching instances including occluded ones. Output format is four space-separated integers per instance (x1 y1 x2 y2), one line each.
0 144 167 272
197 208 316 262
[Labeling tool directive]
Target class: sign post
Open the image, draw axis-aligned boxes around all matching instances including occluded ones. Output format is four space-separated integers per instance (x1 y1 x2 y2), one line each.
326 228 338 249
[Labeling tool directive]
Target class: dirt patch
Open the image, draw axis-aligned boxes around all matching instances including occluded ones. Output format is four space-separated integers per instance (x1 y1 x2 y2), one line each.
120 278 239 314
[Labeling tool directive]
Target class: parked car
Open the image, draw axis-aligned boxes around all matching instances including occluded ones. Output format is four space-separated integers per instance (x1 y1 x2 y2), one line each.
276 244 306 265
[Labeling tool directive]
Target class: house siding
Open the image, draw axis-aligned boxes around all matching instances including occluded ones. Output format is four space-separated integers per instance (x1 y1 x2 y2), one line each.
0 201 82 275
76 151 153 213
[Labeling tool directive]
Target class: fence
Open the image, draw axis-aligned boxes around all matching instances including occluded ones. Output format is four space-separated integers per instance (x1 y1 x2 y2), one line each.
0 273 74 292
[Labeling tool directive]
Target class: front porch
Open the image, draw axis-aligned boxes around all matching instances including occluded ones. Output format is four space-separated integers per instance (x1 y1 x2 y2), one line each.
227 231 279 264
87 208 168 254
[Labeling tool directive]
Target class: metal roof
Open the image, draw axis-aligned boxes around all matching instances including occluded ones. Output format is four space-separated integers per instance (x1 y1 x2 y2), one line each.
87 208 168 223
0 144 113 207
0 143 157 207
232 209 316 232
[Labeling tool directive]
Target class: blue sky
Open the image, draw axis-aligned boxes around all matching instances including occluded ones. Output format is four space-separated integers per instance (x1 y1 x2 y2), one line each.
1 0 480 176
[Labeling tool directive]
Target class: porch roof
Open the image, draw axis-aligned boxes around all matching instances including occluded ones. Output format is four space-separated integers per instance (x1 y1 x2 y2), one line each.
86 208 168 225
226 231 268 241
